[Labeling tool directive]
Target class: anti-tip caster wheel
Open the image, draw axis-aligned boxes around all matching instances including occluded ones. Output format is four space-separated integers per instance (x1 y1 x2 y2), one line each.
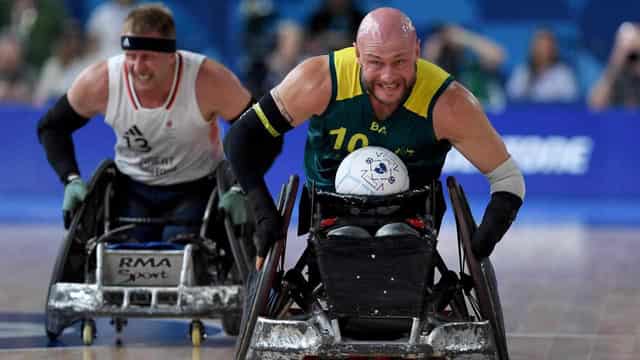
190 320 205 347
81 319 96 346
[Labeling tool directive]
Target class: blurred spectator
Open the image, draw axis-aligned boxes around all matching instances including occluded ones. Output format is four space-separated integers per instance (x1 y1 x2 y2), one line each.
240 0 278 96
0 33 32 103
507 28 578 103
33 21 91 106
423 24 507 111
0 0 66 69
589 22 640 110
262 20 305 92
86 0 136 61
306 0 363 55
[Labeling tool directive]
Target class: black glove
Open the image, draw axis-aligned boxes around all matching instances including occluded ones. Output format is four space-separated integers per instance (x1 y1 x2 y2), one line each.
471 191 522 259
247 188 284 258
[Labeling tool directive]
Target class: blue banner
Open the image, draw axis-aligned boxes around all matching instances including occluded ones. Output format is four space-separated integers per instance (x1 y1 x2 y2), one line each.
442 105 640 197
3 104 639 198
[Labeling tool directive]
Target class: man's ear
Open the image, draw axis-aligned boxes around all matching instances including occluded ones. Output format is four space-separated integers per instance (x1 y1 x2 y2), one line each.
353 41 359 58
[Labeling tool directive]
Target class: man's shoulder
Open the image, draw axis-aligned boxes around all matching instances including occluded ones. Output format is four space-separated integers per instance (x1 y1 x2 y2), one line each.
178 50 207 63
78 60 110 86
68 60 110 116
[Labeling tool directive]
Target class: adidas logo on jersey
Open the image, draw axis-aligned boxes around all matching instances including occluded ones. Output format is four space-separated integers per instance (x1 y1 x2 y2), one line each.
123 125 152 153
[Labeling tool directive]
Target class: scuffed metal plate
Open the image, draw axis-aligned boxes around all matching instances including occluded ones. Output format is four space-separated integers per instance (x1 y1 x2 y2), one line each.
48 282 243 317
249 313 496 359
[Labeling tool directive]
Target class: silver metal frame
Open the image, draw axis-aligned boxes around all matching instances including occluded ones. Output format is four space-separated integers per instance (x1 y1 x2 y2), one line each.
247 313 497 359
244 282 496 359
47 243 243 318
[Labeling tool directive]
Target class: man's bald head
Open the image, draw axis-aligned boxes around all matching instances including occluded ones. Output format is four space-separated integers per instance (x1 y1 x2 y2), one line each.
353 8 420 108
356 7 416 45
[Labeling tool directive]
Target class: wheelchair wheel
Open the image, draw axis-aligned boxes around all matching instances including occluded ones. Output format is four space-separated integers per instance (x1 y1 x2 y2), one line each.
234 175 299 360
190 320 205 347
222 312 242 336
447 176 509 360
81 319 96 346
45 160 116 341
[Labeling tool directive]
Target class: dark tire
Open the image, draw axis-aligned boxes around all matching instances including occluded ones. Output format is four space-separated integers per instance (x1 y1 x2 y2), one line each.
45 160 116 340
222 312 242 336
447 176 509 360
234 175 299 360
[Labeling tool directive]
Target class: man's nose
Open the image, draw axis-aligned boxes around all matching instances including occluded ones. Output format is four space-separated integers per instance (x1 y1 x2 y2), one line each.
379 65 394 81
134 59 147 73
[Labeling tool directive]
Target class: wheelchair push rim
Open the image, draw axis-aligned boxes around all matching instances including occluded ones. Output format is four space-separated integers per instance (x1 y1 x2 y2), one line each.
234 174 299 360
45 159 117 340
447 176 509 360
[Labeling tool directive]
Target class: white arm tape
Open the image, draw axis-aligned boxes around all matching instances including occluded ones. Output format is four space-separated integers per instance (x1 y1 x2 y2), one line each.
486 156 525 200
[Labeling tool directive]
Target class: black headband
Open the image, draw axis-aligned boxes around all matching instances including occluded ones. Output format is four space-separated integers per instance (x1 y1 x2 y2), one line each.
121 36 176 53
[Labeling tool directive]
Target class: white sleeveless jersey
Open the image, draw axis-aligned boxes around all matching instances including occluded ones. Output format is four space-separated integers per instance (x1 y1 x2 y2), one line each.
105 50 223 185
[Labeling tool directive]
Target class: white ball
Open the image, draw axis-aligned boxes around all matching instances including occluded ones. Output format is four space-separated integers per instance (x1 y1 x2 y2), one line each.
335 146 410 195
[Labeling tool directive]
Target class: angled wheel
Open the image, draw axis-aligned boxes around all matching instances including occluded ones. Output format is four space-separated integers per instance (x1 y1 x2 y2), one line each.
447 176 509 360
45 160 116 341
222 312 242 336
234 175 299 360
111 317 127 333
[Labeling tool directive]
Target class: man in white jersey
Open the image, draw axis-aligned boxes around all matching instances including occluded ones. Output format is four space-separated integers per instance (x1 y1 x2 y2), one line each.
37 4 253 241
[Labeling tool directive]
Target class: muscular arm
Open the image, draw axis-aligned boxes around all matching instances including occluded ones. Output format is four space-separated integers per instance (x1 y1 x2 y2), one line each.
433 81 508 173
37 61 108 182
271 55 333 126
223 55 332 266
67 61 109 118
434 81 524 258
196 59 252 122
225 55 333 192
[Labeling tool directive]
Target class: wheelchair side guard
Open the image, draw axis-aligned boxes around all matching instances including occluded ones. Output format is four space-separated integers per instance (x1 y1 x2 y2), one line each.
446 176 509 360
46 159 117 340
47 244 243 325
249 314 495 359
234 174 299 360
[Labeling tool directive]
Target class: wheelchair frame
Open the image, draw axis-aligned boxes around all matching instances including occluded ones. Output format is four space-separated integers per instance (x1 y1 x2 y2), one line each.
235 176 509 360
45 160 251 345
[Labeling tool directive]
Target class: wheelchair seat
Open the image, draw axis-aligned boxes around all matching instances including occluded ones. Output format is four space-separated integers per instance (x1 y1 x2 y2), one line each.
375 222 420 237
326 225 371 239
311 187 437 331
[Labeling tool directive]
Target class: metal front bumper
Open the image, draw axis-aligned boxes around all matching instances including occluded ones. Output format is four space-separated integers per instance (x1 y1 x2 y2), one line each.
47 282 243 318
248 312 496 359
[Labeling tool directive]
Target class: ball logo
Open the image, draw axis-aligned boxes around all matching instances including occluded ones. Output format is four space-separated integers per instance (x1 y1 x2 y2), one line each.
361 153 401 191
372 161 387 175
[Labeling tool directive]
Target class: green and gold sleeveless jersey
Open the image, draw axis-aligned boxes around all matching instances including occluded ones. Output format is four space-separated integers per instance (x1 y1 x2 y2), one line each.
304 47 454 190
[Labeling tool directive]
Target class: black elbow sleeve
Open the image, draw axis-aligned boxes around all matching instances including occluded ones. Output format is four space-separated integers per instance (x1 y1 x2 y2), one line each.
37 95 90 183
473 191 523 257
223 93 292 192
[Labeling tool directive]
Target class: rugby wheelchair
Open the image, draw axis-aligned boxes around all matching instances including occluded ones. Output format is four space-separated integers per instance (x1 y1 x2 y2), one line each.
235 176 509 359
45 159 256 346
